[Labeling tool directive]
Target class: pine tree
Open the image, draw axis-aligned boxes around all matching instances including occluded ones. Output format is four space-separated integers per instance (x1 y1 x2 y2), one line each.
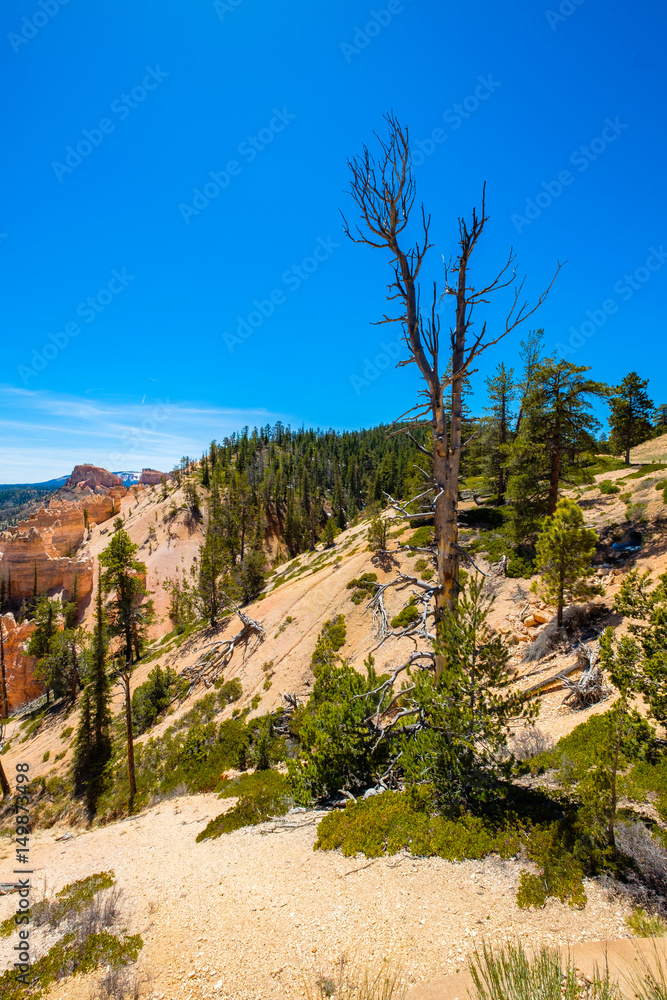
482 362 516 503
608 372 654 464
88 578 112 806
27 597 60 704
99 531 154 809
514 329 544 437
507 359 606 540
72 686 93 800
401 577 536 812
535 498 603 627
64 575 79 630
324 518 336 549
653 403 667 437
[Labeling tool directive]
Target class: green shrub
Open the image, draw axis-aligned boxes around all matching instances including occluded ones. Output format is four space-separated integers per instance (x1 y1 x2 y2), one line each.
407 526 433 548
131 665 184 735
0 931 142 1000
626 907 667 937
517 824 586 909
624 463 667 480
196 770 291 840
532 708 659 783
314 791 521 861
390 598 420 629
506 555 534 578
42 751 50 762
217 677 243 706
346 573 378 605
289 654 390 804
599 480 621 495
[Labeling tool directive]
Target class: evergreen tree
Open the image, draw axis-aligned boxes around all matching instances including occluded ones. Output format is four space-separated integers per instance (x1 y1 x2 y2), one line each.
367 515 389 551
99 531 154 809
608 372 654 464
507 359 606 540
611 569 667 726
535 498 603 627
232 549 266 605
197 532 227 627
514 329 544 437
653 403 667 437
64 575 80 630
89 579 112 790
324 518 336 549
401 577 536 812
27 597 60 705
481 362 516 503
72 686 93 801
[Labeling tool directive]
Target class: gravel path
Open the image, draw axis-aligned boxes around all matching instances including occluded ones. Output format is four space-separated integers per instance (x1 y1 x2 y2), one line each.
0 793 632 1000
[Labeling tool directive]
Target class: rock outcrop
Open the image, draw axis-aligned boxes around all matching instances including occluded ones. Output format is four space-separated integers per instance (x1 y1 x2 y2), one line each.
0 466 127 607
139 468 166 485
1 613 39 710
0 526 93 603
66 464 124 490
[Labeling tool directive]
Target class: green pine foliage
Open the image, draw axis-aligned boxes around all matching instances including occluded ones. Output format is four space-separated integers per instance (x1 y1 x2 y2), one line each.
535 498 603 626
609 372 654 464
401 577 536 812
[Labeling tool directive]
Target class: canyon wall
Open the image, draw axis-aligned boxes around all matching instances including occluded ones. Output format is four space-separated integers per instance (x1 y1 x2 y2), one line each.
1 613 39 711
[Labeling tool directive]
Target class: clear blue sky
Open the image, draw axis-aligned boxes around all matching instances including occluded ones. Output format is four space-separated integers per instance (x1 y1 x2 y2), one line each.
1 0 666 481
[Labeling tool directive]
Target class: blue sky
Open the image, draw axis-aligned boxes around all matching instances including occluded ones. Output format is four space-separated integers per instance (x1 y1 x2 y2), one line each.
1 0 666 481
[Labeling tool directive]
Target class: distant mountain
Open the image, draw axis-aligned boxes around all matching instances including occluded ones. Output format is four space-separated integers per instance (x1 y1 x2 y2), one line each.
113 471 142 485
0 471 142 490
0 476 68 491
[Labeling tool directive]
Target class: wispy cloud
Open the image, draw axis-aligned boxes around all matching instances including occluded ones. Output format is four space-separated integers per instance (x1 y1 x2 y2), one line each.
0 386 285 483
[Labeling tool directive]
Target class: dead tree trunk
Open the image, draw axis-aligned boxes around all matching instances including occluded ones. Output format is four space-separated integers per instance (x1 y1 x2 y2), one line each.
344 114 560 671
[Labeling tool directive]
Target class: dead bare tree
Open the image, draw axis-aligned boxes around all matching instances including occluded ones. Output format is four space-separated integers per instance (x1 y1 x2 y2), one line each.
182 601 265 690
344 112 561 674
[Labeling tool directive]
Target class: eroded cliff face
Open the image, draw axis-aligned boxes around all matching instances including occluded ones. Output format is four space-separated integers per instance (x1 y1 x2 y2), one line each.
66 464 124 490
0 469 130 604
0 466 135 709
1 613 39 711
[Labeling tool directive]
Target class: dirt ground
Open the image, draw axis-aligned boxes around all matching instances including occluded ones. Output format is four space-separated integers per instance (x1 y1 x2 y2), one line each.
0 793 636 1000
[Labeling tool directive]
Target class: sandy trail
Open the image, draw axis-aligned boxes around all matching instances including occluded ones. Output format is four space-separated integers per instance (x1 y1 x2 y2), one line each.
0 793 632 1000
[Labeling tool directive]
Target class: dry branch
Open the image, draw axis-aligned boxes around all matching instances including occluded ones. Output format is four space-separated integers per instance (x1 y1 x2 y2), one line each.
182 604 265 689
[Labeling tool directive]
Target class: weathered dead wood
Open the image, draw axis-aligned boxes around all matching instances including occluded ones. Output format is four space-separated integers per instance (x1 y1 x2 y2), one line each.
182 605 265 689
523 641 607 707
562 641 606 708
